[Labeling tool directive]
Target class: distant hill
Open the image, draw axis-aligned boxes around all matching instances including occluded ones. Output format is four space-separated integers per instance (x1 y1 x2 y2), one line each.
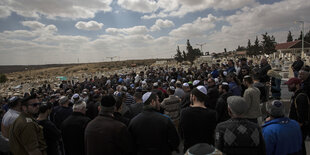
0 58 171 74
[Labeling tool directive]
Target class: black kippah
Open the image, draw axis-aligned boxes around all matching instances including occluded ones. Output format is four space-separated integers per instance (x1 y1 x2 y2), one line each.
101 95 116 107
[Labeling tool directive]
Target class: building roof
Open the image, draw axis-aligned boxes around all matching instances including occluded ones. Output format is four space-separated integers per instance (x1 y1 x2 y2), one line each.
235 51 246 55
275 40 300 50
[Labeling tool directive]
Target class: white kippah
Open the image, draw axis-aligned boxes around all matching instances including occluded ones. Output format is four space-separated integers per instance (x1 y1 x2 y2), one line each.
142 92 152 103
222 82 229 85
214 78 219 83
171 79 176 83
197 85 207 95
73 93 79 99
223 71 227 76
183 83 189 87
193 80 200 86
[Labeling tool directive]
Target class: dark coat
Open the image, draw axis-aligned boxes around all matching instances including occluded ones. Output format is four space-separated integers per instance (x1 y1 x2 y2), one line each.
38 119 61 155
85 114 132 155
216 92 233 123
128 108 180 155
292 60 304 72
258 63 271 83
206 86 220 109
289 89 309 138
51 106 73 129
61 112 90 155
179 107 217 152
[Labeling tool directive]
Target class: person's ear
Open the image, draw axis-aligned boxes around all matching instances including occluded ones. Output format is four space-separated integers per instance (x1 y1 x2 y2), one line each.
98 105 101 112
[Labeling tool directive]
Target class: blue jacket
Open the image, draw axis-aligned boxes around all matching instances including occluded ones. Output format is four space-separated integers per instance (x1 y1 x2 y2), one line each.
211 69 219 78
226 67 236 73
262 117 302 155
228 82 241 96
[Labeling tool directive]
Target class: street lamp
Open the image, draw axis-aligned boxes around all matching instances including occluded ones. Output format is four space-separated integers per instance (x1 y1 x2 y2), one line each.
296 20 304 58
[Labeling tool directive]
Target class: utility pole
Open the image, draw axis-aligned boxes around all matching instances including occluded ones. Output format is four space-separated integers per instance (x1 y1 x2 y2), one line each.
296 21 304 58
196 43 206 53
106 56 116 61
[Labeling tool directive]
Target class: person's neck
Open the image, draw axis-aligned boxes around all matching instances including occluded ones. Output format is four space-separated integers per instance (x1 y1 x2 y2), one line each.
295 88 300 93
135 99 143 103
247 84 253 88
191 101 206 108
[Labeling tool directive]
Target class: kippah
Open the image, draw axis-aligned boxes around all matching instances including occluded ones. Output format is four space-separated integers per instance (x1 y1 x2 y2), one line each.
196 85 207 95
142 92 152 104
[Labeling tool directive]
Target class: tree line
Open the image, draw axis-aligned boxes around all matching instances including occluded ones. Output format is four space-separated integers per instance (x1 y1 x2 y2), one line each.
174 39 203 63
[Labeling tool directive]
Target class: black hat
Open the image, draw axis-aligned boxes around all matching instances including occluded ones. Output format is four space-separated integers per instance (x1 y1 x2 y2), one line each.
101 95 116 107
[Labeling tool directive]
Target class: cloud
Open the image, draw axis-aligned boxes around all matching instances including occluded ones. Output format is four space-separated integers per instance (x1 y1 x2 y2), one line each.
75 21 104 31
1 0 113 19
150 19 175 31
141 0 256 19
0 20 177 65
0 6 11 18
204 0 310 52
21 21 46 30
117 0 158 13
106 26 148 35
169 14 218 38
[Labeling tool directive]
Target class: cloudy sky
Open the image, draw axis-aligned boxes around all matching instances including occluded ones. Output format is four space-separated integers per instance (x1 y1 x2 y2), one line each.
0 0 309 65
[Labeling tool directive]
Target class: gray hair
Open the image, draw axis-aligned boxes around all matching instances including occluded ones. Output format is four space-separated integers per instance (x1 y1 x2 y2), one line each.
73 100 87 111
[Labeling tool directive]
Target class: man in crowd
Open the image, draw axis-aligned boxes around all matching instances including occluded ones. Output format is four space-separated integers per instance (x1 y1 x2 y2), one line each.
286 77 309 155
292 56 304 77
1 96 22 138
85 95 132 155
9 94 47 155
161 86 181 128
52 96 72 129
215 96 266 154
174 81 185 99
205 78 219 109
179 86 217 152
61 100 90 155
226 60 236 73
128 92 144 118
128 92 180 155
216 82 232 123
243 75 261 123
262 100 302 155
258 56 271 99
181 83 191 109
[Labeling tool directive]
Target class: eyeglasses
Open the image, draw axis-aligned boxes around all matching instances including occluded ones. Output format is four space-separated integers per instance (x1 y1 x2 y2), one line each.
28 103 41 107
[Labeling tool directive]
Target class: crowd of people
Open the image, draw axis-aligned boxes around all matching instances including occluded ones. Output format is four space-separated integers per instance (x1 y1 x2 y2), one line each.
0 55 309 155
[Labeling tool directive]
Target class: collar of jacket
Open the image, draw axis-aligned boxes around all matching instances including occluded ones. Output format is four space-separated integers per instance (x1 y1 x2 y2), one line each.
72 111 85 116
262 117 290 128
143 105 158 112
99 112 114 119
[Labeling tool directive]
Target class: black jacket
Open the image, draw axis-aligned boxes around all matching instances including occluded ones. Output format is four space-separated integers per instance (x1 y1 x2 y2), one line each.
52 106 73 129
216 92 233 123
85 114 132 155
205 86 220 109
38 119 61 155
292 60 304 71
289 89 309 137
179 107 217 152
128 108 180 155
61 112 91 155
258 63 271 83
